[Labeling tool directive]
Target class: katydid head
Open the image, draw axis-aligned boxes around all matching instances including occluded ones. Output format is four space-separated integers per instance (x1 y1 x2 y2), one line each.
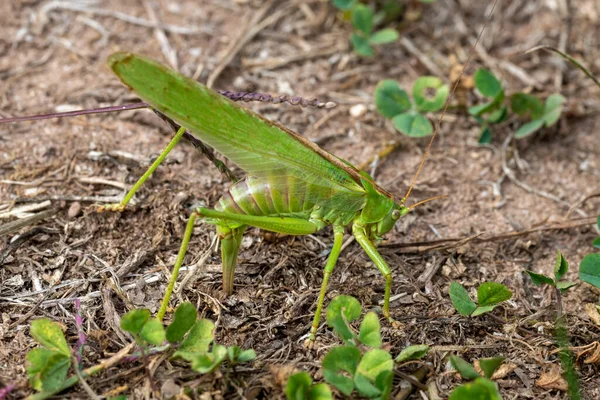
375 200 410 236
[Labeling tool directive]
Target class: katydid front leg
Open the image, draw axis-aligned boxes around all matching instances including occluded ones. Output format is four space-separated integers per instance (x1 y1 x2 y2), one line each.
97 126 187 212
352 222 394 323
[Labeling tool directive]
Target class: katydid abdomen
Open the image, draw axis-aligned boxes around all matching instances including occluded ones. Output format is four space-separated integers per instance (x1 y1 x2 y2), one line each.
213 175 363 294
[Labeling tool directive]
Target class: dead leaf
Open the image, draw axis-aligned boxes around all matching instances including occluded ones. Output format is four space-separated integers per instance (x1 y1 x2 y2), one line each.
585 303 600 326
575 342 600 365
474 360 517 380
536 365 568 391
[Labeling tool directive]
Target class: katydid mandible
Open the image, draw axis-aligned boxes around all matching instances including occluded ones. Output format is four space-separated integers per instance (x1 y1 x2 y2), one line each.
105 52 444 342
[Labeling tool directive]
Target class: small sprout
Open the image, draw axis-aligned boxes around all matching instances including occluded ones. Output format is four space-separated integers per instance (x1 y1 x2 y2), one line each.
525 250 578 293
375 77 449 137
449 378 502 400
358 311 382 348
449 356 504 400
449 281 512 317
579 253 600 289
395 344 429 363
286 372 333 400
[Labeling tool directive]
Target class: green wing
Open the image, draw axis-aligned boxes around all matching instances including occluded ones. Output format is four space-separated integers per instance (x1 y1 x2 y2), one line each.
108 53 366 201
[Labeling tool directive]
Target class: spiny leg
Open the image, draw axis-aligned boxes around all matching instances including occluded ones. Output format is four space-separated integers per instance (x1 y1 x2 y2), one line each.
98 125 187 212
157 210 198 321
308 224 345 344
216 223 247 294
352 223 393 322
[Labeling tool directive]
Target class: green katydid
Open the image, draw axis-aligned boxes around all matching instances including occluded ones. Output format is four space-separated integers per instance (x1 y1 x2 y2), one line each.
103 52 447 343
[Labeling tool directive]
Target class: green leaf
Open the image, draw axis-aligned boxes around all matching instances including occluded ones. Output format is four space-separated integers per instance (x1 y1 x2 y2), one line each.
374 370 394 400
487 105 508 124
525 270 555 286
449 282 477 316
308 383 333 400
374 80 411 118
542 94 565 127
369 29 399 45
449 377 502 400
30 319 70 356
322 346 361 396
358 312 381 348
450 355 481 380
477 282 512 307
26 348 55 391
350 33 374 57
174 319 214 356
353 373 381 398
356 349 394 382
510 93 544 119
556 281 578 293
185 344 227 374
593 237 600 249
579 254 600 289
471 305 497 317
478 127 492 144
326 295 362 344
286 372 312 400
479 357 504 379
554 251 569 282
514 119 544 138
597 215 600 230
120 308 150 335
166 302 197 343
27 349 71 392
474 69 503 98
235 348 257 363
140 318 166 346
333 0 356 10
392 111 433 137
395 344 429 363
468 99 502 117
413 76 449 112
351 5 374 35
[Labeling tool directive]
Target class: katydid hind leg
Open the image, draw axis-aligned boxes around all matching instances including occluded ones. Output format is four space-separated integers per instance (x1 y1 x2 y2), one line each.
307 224 345 345
98 126 187 212
352 223 394 322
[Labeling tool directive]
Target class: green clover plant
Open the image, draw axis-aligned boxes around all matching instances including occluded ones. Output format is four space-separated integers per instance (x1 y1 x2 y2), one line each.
375 78 449 137
286 295 429 400
449 281 512 317
469 68 565 143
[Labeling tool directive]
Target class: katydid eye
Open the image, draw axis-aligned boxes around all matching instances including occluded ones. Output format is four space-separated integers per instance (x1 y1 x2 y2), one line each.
392 210 401 220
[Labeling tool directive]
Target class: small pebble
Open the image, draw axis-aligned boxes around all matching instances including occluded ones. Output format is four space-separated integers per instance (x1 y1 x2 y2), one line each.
350 104 367 118
68 202 81 218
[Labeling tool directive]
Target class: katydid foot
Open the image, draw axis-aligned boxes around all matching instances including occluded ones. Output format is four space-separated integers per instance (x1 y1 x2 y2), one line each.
96 203 126 212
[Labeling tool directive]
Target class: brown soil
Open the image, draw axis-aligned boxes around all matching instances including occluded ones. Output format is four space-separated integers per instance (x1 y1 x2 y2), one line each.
1 1 600 399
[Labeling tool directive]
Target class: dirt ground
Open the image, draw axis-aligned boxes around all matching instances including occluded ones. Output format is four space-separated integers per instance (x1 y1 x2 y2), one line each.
1 0 600 399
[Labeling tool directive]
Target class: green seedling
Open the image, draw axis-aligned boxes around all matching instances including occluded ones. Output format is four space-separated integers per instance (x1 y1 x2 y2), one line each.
286 372 333 400
526 250 578 295
469 68 565 143
286 295 429 400
449 281 512 317
375 77 449 137
449 355 504 400
26 303 255 399
347 4 399 57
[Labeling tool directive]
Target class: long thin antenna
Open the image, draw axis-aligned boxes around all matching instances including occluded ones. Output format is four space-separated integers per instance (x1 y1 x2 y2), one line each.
0 103 149 124
407 194 448 211
404 0 500 201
